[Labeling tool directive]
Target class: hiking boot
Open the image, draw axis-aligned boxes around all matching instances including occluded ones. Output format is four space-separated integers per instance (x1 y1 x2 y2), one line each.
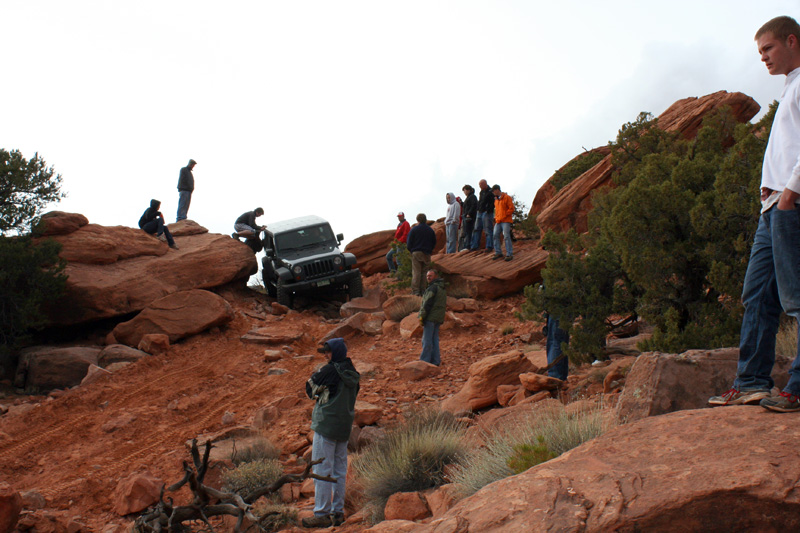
708 388 770 406
492 254 503 260
504 255 513 261
231 232 240 240
157 233 167 242
331 512 345 526
169 243 180 250
301 515 333 528
760 391 800 413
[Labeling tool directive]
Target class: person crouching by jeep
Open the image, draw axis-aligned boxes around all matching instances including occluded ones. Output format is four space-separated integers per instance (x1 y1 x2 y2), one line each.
419 269 447 366
303 338 361 528
232 207 265 252
138 199 178 250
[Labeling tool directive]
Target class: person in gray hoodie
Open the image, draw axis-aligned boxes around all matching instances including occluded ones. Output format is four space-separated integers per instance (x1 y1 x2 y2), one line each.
444 192 461 254
303 338 360 528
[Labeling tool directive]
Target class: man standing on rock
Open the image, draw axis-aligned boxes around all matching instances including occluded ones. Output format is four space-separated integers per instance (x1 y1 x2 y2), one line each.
444 192 461 254
303 338 360 528
470 179 494 252
459 184 478 251
386 211 411 274
406 213 437 296
176 158 196 222
709 16 800 413
419 270 447 366
492 184 514 261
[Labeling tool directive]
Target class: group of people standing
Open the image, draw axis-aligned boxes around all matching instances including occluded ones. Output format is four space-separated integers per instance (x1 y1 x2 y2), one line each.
443 180 515 261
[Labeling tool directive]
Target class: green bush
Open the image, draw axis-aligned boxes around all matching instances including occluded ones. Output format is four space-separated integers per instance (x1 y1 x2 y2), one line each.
551 150 606 192
221 458 283 498
451 402 610 497
230 437 281 466
352 407 467 522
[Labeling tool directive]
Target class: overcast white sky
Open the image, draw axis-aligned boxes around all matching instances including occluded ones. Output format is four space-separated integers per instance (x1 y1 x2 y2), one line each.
2 1 796 248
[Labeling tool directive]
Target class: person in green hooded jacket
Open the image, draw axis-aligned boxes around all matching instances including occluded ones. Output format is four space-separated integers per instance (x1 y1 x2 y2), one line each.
418 269 447 366
302 338 360 528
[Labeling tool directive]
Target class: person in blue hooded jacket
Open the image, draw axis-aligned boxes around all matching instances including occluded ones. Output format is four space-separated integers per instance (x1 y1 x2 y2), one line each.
303 338 360 528
138 199 178 249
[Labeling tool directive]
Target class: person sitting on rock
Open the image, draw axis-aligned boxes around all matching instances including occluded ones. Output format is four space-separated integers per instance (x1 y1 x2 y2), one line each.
138 199 178 250
419 269 447 366
303 338 360 528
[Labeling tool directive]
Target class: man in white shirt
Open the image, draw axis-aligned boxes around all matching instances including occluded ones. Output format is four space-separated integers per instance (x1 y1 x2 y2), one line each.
709 16 800 412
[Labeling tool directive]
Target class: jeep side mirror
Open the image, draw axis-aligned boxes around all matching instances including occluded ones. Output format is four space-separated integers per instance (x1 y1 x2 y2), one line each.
336 233 344 243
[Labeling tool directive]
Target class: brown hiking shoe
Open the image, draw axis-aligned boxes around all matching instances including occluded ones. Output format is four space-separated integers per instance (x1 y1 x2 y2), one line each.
760 391 800 413
708 388 770 406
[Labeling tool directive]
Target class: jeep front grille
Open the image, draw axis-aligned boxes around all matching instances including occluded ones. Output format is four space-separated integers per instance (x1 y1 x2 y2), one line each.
302 259 336 279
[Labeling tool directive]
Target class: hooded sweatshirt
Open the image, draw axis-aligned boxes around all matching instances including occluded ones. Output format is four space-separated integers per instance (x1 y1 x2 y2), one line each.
138 199 164 229
445 192 461 226
306 338 360 441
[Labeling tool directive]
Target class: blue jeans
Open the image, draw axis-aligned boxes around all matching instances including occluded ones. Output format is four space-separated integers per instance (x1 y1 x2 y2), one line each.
141 218 175 246
420 321 441 366
471 211 494 250
546 315 569 381
735 205 800 395
176 190 192 221
311 433 348 516
386 248 397 271
445 224 458 253
493 222 513 257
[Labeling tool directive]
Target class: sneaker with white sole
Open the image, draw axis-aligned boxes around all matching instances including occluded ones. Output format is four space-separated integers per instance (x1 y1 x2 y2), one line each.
760 391 800 413
707 388 770 406
301 515 332 528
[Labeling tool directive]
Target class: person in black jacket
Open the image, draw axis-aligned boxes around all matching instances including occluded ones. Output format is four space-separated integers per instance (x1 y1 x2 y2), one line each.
406 213 437 296
138 199 178 249
459 184 478 251
176 158 196 222
470 179 495 252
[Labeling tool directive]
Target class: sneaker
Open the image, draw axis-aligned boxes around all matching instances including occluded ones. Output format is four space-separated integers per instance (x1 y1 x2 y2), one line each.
169 243 180 250
331 512 345 526
157 234 167 242
707 388 770 406
492 254 503 260
760 391 800 413
591 359 605 367
231 232 240 240
301 515 333 528
504 255 513 261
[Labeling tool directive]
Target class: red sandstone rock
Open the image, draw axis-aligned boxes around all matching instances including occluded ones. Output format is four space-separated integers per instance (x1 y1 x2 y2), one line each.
354 401 382 426
322 312 384 342
138 334 170 355
113 471 163 516
345 229 396 275
424 484 459 519
413 407 800 532
340 287 388 317
398 361 441 381
98 344 149 366
519 372 563 392
112 289 234 347
384 491 431 521
399 314 423 339
496 384 521 407
441 350 535 413
14 346 101 391
0 482 22 533
81 364 112 386
34 211 89 236
383 295 422 322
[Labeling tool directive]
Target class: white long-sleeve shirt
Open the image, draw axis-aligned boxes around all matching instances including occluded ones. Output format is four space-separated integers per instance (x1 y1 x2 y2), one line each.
762 66 800 212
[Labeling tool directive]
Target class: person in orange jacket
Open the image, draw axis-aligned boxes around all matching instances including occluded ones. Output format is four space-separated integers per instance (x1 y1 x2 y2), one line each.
491 184 514 261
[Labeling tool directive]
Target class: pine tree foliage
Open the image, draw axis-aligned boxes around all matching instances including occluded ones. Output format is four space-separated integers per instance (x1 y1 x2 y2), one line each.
1 149 65 235
524 104 776 356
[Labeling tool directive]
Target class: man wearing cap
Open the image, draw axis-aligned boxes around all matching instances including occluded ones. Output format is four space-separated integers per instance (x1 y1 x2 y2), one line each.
176 158 196 222
303 338 360 528
386 211 411 274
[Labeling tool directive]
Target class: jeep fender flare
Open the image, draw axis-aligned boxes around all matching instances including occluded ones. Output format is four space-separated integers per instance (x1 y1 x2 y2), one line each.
343 253 358 268
275 266 293 282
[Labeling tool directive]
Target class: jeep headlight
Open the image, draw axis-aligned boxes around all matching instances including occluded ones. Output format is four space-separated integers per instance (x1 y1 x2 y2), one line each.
292 265 303 275
333 256 343 265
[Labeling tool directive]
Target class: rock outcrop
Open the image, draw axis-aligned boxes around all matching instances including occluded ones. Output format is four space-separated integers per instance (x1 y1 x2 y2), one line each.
347 221 446 275
111 289 235 348
411 407 800 532
39 213 257 325
533 91 760 234
14 346 102 391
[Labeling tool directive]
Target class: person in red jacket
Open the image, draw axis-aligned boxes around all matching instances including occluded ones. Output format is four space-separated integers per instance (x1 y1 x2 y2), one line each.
386 212 411 274
492 184 515 261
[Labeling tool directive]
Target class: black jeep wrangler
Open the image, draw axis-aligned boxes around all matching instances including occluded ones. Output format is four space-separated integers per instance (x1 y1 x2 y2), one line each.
260 215 362 307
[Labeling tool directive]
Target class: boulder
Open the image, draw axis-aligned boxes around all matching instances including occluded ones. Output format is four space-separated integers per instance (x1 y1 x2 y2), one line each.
98 344 149 366
383 295 422 322
340 287 388 317
113 471 163 516
344 229 396 275
321 312 384 342
424 484 459 519
518 372 563 392
398 361 441 381
384 491 431 522
81 364 112 386
399 314 423 339
112 289 234 347
355 401 382 426
496 384 521 407
240 330 303 345
616 348 792 424
441 350 534 413
34 211 89 236
413 407 800 532
138 334 170 355
0 482 22 533
43 219 257 326
14 346 101 391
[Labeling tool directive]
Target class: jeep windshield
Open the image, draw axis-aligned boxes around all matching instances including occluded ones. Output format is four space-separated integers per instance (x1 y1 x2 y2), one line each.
274 224 336 254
